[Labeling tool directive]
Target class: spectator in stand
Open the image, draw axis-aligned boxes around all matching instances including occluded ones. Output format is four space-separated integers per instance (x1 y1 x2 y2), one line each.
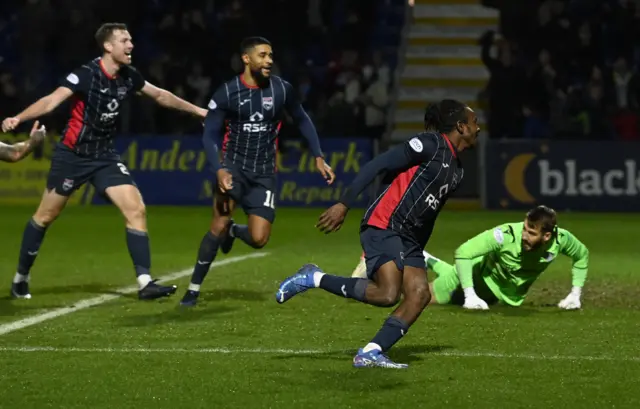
485 0 640 140
480 30 525 138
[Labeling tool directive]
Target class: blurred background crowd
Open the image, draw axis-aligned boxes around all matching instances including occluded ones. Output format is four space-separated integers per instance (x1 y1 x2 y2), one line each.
0 0 638 141
0 0 401 141
482 0 640 140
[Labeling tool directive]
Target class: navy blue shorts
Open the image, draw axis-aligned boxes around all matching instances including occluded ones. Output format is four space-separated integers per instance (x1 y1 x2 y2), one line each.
359 226 425 279
46 145 135 196
222 162 277 223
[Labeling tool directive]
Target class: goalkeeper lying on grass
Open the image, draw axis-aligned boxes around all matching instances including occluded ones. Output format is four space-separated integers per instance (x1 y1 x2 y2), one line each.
352 205 589 310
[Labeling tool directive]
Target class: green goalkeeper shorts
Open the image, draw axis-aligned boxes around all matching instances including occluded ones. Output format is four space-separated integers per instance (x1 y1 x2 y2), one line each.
431 259 499 306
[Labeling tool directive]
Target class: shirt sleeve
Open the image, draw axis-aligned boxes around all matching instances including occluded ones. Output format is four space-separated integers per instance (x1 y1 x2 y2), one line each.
557 228 589 287
282 80 323 158
339 133 439 208
455 225 511 289
60 66 92 94
128 66 146 93
202 84 231 172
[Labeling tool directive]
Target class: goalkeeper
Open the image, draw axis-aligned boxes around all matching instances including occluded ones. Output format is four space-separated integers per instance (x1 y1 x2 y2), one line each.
426 205 588 310
353 205 589 309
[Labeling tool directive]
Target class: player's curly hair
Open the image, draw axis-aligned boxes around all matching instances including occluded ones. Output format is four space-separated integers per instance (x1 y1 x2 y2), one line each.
526 205 558 235
240 36 272 54
423 99 468 133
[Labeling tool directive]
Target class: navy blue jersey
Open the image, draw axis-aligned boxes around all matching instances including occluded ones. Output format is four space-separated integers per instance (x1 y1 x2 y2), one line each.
59 58 145 157
203 74 322 175
341 132 464 246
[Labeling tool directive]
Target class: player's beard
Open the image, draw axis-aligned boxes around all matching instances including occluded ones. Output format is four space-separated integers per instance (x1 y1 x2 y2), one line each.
250 67 270 88
522 239 540 251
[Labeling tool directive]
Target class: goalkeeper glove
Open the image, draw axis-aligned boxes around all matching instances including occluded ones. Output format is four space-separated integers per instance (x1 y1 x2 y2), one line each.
462 287 489 310
558 286 582 310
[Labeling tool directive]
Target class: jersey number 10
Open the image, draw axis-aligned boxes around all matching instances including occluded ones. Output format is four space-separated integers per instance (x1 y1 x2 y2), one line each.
263 190 276 209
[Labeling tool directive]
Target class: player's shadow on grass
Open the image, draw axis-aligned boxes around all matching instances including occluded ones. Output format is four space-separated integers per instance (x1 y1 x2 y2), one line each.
112 288 268 302
201 289 268 302
491 306 540 317
493 304 582 316
119 305 240 327
29 283 116 297
0 297 68 316
441 305 542 317
297 368 410 391
273 344 453 364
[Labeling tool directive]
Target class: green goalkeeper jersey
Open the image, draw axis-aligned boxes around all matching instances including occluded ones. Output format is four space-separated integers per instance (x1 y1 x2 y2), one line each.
454 222 589 306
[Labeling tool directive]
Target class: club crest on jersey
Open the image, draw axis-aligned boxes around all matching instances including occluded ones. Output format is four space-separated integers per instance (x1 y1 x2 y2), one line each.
117 87 127 99
62 178 74 192
262 97 273 110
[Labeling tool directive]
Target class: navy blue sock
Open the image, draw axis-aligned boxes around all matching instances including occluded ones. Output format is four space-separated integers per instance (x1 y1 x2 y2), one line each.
16 218 47 275
190 231 220 286
319 275 368 302
126 228 151 277
232 224 260 249
370 316 409 352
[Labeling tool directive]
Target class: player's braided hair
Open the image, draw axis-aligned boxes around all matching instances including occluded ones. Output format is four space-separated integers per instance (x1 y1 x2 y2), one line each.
423 99 468 133
95 23 128 51
526 205 558 237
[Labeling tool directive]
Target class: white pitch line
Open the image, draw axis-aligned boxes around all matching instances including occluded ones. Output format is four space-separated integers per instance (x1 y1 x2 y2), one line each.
0 346 637 363
0 252 269 336
0 346 325 355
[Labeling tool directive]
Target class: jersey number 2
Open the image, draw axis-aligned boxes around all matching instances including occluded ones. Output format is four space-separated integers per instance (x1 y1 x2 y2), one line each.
117 163 130 175
263 190 275 209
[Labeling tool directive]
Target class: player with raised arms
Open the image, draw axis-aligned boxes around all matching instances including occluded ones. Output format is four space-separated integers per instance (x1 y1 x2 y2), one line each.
180 36 335 306
423 205 589 310
0 121 46 162
3 23 207 300
275 99 480 368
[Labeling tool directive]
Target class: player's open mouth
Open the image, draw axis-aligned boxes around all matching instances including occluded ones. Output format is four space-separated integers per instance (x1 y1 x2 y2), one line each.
125 52 132 60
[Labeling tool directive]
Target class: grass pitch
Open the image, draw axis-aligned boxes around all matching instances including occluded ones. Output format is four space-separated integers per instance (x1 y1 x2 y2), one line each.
0 206 638 408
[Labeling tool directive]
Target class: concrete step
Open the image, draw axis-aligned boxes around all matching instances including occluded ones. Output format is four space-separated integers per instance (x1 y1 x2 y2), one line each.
396 99 482 109
402 64 489 79
400 77 487 87
414 16 499 25
408 37 479 46
415 0 484 4
394 109 486 129
406 44 482 59
413 4 499 18
409 24 494 39
396 86 483 109
398 85 480 100
406 56 482 66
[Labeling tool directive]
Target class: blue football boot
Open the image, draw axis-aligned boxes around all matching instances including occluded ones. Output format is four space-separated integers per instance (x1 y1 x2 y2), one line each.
275 263 321 304
353 348 408 369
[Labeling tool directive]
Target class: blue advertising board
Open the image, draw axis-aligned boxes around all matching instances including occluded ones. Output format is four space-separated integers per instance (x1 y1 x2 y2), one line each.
80 135 374 207
484 140 640 212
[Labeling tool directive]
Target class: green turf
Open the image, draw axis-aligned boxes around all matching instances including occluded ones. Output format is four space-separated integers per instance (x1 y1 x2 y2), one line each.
0 206 639 408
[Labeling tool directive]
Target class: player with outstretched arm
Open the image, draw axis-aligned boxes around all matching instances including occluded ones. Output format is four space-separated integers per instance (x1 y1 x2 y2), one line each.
4 23 207 300
275 100 480 369
0 121 46 162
